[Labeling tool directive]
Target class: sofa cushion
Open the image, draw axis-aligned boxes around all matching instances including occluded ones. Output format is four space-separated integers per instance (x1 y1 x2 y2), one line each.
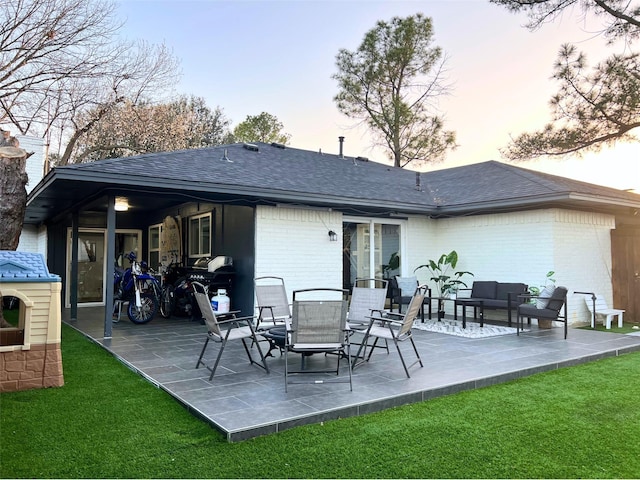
471 281 497 300
519 303 559 319
482 299 509 309
496 283 528 301
547 286 567 311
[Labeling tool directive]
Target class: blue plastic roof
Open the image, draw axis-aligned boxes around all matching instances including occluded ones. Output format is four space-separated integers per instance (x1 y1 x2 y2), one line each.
0 251 61 283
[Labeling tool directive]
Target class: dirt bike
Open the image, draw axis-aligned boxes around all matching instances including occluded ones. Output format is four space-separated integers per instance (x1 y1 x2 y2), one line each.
113 252 159 324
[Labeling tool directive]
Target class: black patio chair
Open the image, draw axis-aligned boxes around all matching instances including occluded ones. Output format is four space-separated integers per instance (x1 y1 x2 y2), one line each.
517 286 568 339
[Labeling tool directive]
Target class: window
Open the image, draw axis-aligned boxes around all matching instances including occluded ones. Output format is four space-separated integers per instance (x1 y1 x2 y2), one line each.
189 213 211 258
148 224 162 269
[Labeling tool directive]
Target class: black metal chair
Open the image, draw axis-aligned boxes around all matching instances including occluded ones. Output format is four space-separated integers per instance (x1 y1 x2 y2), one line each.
517 286 568 339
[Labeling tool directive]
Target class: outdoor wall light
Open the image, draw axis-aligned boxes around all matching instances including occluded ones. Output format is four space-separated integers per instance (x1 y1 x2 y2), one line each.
328 230 338 242
114 197 129 212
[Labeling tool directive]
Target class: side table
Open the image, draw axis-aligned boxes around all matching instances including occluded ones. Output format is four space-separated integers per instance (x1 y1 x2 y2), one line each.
454 299 484 329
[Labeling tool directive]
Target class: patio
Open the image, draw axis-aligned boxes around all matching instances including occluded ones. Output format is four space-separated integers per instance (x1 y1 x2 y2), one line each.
63 307 640 442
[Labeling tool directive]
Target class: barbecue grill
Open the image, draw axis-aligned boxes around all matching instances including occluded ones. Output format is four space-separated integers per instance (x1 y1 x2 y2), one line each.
189 256 235 296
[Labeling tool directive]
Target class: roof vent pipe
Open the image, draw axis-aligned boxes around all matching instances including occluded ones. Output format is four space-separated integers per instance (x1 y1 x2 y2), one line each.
415 172 421 190
338 136 344 158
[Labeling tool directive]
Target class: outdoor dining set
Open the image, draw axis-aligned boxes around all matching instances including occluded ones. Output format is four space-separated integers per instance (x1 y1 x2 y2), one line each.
192 277 429 391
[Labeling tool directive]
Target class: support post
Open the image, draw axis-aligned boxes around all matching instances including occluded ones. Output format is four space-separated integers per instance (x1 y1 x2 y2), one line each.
104 196 116 338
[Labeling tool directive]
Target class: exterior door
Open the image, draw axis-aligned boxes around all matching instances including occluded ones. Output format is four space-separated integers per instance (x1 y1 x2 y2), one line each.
66 229 141 307
67 230 105 306
343 219 402 290
611 226 640 322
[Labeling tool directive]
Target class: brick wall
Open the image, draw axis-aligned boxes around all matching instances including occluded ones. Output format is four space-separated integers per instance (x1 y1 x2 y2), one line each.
408 209 615 324
255 206 343 303
255 206 614 325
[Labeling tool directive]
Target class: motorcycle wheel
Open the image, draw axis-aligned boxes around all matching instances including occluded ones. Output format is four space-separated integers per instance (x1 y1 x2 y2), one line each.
127 292 157 324
159 285 174 319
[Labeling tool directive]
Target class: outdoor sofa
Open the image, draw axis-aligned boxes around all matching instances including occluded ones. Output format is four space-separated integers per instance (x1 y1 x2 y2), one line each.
454 281 529 326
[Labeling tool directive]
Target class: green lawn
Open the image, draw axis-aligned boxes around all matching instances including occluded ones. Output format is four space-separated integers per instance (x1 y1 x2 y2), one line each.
578 321 640 334
1 324 639 479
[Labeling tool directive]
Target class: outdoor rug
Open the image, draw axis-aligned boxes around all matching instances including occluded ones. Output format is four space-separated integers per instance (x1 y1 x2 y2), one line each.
413 319 527 338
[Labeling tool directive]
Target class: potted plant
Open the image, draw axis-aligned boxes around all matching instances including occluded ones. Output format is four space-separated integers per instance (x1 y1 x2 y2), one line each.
382 252 400 279
414 250 474 319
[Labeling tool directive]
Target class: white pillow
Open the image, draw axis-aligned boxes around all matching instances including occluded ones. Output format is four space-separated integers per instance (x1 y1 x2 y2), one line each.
536 285 555 309
396 276 417 297
456 289 471 299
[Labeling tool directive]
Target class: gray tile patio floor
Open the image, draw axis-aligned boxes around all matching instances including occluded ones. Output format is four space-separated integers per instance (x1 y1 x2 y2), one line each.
63 307 640 442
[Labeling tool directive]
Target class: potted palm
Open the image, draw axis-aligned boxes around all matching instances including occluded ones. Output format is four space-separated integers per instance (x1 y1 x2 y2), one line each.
414 250 473 319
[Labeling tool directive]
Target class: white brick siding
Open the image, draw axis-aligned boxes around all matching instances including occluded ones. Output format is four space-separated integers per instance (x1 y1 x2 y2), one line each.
407 209 614 324
256 206 614 325
16 225 47 255
255 205 344 303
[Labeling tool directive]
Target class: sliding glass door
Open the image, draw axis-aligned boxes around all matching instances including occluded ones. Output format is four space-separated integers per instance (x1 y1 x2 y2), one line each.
66 228 141 307
67 230 105 306
342 218 403 290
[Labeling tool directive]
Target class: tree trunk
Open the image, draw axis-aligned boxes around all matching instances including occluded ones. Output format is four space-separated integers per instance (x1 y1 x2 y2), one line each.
0 146 29 327
0 147 28 250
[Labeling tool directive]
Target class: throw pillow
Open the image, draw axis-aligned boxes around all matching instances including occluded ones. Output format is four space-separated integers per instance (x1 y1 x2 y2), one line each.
395 276 417 297
456 288 472 299
536 285 555 309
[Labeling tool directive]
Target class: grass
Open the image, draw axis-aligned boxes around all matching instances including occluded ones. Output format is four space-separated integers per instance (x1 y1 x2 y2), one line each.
1 324 640 478
578 321 640 334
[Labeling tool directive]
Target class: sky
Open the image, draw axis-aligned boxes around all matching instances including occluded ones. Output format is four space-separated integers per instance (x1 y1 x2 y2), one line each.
116 0 640 192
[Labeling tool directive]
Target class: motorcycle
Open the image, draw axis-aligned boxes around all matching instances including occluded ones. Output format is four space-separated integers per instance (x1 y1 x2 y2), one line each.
114 252 160 324
158 263 200 320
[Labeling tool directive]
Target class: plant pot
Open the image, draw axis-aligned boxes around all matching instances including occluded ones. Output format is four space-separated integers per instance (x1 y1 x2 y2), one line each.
538 319 553 329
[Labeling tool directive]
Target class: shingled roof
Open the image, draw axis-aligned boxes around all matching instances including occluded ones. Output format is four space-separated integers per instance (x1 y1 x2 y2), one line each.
25 142 640 224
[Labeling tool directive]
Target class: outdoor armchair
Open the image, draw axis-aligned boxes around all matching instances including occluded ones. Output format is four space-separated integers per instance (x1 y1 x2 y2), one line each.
254 276 291 330
517 286 568 339
284 288 351 392
193 281 269 380
347 277 390 356
346 278 388 329
353 284 428 378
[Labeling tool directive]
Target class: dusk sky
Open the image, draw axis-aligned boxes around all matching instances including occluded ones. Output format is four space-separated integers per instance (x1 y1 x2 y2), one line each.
116 0 639 191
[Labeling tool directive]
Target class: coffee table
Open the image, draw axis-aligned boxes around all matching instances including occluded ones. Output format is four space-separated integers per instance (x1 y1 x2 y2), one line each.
454 298 484 329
